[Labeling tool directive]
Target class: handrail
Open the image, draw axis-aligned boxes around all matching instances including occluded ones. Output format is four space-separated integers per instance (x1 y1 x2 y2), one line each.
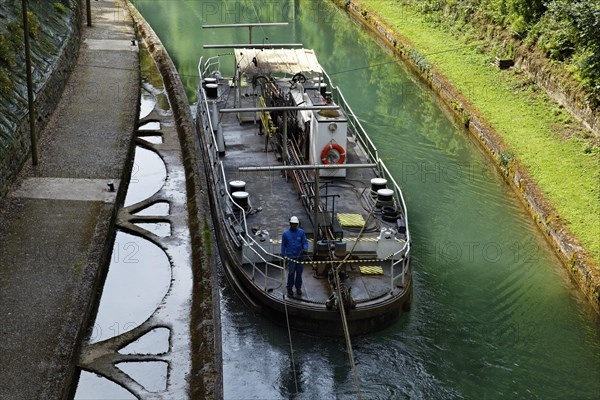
323 69 412 294
378 160 411 245
241 243 285 291
199 58 287 275
197 57 218 149
198 56 248 237
323 69 411 250
322 70 379 162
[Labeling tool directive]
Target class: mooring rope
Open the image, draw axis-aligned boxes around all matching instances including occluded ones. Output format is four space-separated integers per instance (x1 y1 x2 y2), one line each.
283 294 300 395
331 201 377 400
334 270 362 400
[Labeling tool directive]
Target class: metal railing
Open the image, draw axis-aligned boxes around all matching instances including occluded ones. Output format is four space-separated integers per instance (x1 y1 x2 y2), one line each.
198 56 286 289
323 72 411 242
199 55 220 78
323 70 412 292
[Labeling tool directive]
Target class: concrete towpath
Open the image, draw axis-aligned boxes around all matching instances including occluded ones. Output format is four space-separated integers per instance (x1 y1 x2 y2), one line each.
0 1 139 399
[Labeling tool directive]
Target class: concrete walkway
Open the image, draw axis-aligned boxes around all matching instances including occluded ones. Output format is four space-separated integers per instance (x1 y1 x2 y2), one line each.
0 1 139 399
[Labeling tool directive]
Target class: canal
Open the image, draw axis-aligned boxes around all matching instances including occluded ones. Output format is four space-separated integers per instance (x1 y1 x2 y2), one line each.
133 1 599 398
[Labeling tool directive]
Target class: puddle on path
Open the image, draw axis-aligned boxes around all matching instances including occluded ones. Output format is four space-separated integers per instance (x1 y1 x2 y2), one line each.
139 135 163 144
124 147 166 207
89 231 171 344
139 121 161 131
134 201 170 216
135 222 171 237
118 327 170 355
139 89 156 119
116 361 169 393
74 371 136 400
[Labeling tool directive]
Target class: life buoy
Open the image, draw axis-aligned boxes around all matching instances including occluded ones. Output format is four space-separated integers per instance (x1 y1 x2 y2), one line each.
321 143 346 165
291 72 306 83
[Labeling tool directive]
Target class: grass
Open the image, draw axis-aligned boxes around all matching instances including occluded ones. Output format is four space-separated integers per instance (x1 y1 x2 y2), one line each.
358 0 599 263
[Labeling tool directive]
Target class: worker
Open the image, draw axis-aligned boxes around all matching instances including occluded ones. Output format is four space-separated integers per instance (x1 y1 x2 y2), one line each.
281 216 309 296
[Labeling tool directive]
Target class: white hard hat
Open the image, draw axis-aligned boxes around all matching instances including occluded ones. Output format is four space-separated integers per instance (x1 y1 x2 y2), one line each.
289 216 299 224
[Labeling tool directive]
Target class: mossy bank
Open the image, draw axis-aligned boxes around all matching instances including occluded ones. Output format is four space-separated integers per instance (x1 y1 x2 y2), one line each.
331 0 599 312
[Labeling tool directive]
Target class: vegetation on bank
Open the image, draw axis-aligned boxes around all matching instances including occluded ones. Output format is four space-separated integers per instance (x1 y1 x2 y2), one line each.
404 0 599 107
355 0 599 263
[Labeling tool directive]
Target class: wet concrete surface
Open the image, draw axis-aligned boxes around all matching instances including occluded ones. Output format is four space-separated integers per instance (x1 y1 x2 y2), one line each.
76 114 193 398
0 1 139 399
88 231 172 344
72 29 199 396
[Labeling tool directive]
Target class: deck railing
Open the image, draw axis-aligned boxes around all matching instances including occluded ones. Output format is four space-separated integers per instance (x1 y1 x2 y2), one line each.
198 56 286 289
323 71 411 262
323 70 379 164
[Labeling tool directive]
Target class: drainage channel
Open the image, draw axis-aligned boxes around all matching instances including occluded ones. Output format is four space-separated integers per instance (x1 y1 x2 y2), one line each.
73 66 193 398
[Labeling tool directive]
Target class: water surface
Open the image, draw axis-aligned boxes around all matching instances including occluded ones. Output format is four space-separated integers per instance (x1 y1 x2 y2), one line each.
133 1 600 398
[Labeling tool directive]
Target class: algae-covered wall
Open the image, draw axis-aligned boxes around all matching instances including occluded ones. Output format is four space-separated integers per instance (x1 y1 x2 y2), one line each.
0 0 82 197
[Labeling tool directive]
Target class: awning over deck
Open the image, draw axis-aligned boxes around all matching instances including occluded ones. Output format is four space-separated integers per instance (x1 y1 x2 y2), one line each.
235 48 323 76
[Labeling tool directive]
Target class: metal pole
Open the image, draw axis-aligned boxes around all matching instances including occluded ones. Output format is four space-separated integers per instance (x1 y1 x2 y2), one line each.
203 44 303 49
22 0 37 165
313 169 320 248
238 163 376 172
203 23 289 28
282 112 288 163
220 105 339 113
86 0 92 27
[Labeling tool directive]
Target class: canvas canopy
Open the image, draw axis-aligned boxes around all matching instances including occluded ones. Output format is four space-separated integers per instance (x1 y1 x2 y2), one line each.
235 48 323 76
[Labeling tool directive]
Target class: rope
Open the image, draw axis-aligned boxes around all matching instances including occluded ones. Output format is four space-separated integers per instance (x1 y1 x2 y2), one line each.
329 201 378 399
283 294 300 395
334 269 362 400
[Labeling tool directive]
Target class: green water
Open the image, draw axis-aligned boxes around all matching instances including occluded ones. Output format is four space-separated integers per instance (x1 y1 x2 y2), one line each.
133 1 600 398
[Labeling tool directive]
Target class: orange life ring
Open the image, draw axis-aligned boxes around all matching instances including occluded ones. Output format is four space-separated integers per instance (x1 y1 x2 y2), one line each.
321 143 346 165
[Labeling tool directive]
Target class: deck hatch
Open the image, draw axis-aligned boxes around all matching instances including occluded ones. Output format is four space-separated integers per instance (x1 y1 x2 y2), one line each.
359 266 384 275
337 213 366 227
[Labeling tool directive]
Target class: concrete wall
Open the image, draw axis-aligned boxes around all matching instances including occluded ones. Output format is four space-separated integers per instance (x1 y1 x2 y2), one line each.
0 2 83 199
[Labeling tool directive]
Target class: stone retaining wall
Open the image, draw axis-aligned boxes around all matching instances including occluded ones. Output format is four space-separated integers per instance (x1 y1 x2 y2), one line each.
334 0 600 312
0 3 83 198
473 19 598 134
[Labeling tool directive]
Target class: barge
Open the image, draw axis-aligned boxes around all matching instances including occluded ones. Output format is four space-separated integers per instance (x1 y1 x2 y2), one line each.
195 25 412 335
